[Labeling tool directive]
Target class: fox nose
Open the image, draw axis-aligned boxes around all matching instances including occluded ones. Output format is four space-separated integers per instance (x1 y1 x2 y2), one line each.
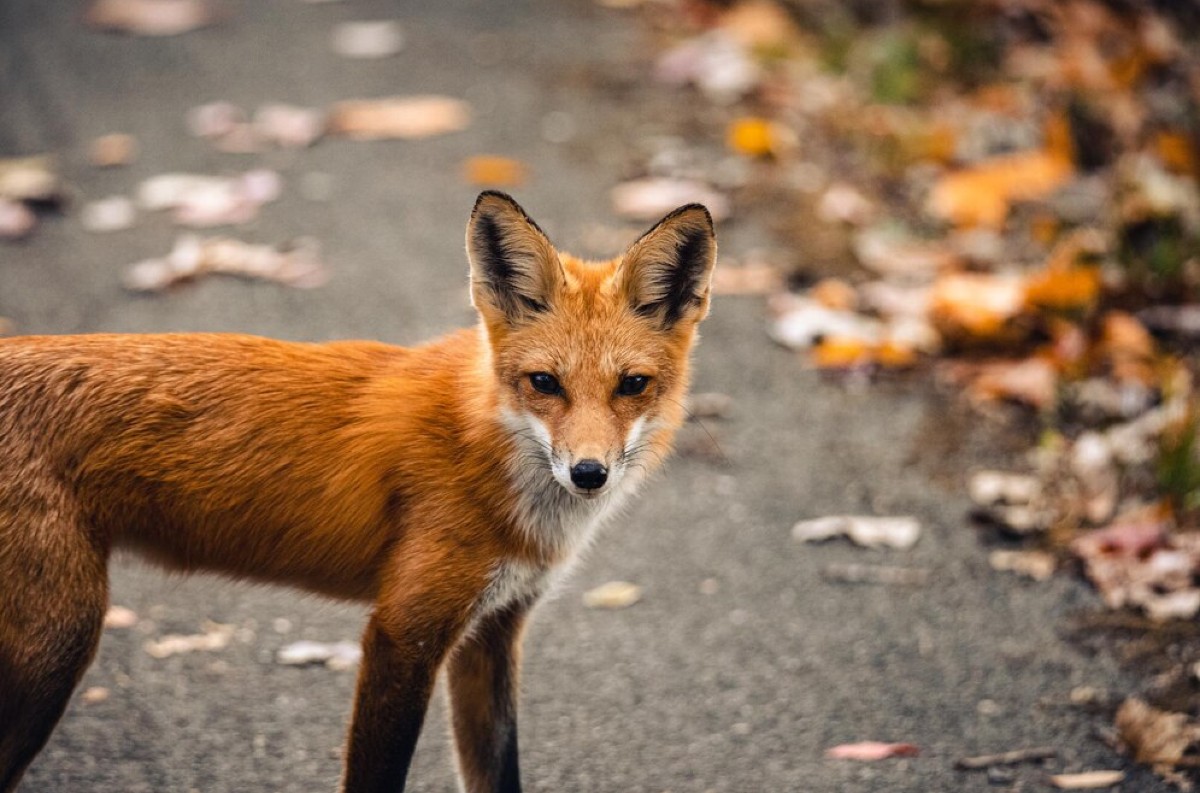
570 459 608 490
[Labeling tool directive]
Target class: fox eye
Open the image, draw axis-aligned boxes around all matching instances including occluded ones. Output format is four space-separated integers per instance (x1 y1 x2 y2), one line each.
617 375 650 396
529 372 562 396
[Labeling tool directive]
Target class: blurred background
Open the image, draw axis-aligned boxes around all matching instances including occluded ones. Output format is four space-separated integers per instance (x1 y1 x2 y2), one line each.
3 0 1200 790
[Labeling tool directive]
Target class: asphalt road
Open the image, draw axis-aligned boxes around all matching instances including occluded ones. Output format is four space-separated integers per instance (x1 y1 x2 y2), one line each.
0 1 1162 791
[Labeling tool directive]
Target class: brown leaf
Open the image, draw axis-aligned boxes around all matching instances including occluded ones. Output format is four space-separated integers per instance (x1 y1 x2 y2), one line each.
85 0 221 36
1049 771 1125 789
825 742 920 760
88 133 138 168
1116 698 1200 767
328 96 471 140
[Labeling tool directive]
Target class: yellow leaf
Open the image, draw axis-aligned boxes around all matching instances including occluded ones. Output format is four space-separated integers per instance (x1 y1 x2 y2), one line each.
462 155 527 187
727 117 775 157
1023 266 1101 312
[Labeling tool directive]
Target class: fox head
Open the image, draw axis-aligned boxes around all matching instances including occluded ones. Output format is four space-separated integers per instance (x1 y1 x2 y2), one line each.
466 191 716 501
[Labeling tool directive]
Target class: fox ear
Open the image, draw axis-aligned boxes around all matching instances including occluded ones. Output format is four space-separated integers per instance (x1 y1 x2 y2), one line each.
467 191 561 325
619 204 717 328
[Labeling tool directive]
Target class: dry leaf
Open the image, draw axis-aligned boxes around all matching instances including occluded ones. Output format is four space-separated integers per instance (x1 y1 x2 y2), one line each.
727 117 779 158
137 170 281 228
809 279 857 311
81 686 111 704
331 20 404 59
85 0 221 36
582 581 642 609
817 183 874 226
253 104 326 149
711 262 781 295
1116 698 1200 767
0 156 61 203
328 96 471 140
143 621 234 658
988 550 1056 581
792 515 921 550
825 742 920 760
929 273 1026 342
103 605 138 629
611 178 730 222
769 294 881 350
462 156 528 187
853 227 960 279
88 133 138 167
1049 771 1125 789
81 196 137 233
966 358 1058 410
277 640 362 670
125 235 327 292
1024 267 1102 312
655 32 761 105
0 199 36 241
927 150 1073 229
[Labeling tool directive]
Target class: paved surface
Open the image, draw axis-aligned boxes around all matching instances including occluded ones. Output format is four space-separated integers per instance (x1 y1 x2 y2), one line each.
0 1 1162 791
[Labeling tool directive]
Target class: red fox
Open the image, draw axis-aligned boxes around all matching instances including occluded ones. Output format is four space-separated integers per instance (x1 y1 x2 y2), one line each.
0 191 717 793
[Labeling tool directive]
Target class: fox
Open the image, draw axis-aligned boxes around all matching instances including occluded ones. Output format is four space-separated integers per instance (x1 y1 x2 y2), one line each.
0 191 717 793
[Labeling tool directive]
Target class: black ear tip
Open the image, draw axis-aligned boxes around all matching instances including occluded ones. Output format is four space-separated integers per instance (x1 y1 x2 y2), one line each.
472 190 520 216
663 203 715 233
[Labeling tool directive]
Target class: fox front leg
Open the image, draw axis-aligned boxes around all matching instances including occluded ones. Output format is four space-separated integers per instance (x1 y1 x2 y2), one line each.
446 600 531 793
342 564 486 793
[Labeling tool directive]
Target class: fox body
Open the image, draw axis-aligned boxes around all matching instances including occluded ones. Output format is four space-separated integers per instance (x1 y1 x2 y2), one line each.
0 192 716 793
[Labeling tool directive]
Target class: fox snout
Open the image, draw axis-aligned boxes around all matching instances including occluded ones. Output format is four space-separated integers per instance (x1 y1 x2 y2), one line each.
569 459 608 491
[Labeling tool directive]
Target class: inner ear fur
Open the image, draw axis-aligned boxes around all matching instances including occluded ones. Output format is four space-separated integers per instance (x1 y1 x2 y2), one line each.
466 191 562 324
620 204 717 328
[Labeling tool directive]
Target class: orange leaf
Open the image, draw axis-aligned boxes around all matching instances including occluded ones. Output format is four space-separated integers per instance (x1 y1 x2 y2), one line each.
927 150 1073 229
463 155 527 187
1023 266 1101 312
727 117 775 157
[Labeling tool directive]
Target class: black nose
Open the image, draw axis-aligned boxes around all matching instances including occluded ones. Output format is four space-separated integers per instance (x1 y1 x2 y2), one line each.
570 459 608 490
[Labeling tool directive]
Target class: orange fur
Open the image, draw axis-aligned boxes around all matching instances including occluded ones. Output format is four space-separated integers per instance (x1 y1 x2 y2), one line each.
0 192 716 793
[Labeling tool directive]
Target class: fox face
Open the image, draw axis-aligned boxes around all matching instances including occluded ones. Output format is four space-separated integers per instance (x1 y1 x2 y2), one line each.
467 192 717 503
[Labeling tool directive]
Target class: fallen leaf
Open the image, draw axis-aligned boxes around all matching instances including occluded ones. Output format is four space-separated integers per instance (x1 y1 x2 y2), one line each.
727 117 777 158
1023 266 1102 313
968 470 1041 508
81 686 111 704
809 278 857 311
988 549 1056 581
137 170 281 228
655 31 761 105
277 640 362 670
582 581 642 609
103 605 138 629
0 199 36 240
0 156 62 203
1117 697 1200 769
85 0 221 36
252 104 326 149
853 227 960 279
331 20 405 59
929 272 1026 343
768 294 881 350
143 621 233 658
81 196 137 233
718 0 799 51
328 96 471 140
88 133 138 167
462 156 528 187
817 182 874 226
711 262 781 295
1139 305 1200 339
927 150 1073 229
792 515 921 550
825 742 920 760
125 235 328 292
966 358 1058 410
1048 770 1125 789
611 178 730 222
